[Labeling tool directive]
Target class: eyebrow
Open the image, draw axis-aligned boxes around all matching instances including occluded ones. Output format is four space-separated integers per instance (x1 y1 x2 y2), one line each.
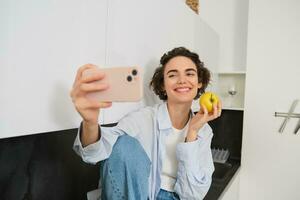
166 68 197 74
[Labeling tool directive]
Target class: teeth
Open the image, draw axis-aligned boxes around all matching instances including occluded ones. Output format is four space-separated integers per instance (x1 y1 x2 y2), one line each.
175 88 190 92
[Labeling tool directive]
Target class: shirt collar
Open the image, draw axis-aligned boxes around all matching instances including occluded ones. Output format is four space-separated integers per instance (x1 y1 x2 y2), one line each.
157 102 194 131
157 102 172 131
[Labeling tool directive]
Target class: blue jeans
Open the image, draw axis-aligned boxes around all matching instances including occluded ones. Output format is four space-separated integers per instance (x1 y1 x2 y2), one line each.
156 189 180 200
99 135 180 200
99 135 151 200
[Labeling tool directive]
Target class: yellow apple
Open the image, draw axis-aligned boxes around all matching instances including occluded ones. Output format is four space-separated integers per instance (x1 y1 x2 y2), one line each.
199 92 219 113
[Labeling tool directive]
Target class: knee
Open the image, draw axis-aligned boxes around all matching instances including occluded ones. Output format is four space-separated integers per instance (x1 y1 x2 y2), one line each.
99 135 150 199
110 135 150 166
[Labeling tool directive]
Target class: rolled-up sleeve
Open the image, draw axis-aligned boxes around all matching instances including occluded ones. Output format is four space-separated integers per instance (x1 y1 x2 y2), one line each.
73 109 146 165
73 124 125 164
174 124 214 200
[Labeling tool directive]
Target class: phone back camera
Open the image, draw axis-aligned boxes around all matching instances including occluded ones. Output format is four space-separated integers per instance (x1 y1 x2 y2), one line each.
127 75 133 82
132 69 138 76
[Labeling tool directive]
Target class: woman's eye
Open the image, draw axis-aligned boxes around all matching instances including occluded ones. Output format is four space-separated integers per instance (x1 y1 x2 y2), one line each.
187 73 195 76
168 74 176 78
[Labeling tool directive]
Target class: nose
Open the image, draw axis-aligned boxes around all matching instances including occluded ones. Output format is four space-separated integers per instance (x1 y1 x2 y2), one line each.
177 74 186 84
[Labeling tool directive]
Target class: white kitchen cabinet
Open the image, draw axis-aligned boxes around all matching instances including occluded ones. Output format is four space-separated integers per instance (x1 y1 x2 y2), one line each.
103 0 223 123
102 0 198 123
0 0 108 138
239 0 300 199
199 0 249 111
219 168 240 200
199 0 249 72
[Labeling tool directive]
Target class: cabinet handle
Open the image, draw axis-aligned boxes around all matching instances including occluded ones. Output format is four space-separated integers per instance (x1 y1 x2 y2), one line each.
294 119 300 134
276 99 299 133
274 112 300 118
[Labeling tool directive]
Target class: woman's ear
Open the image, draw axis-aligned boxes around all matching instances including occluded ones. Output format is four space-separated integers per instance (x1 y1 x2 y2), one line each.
198 82 202 89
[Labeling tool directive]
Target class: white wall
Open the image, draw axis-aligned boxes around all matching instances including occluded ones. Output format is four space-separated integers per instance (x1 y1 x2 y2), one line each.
240 0 300 199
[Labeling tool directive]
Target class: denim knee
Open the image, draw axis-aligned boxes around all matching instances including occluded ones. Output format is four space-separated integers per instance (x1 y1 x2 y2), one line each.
100 135 151 200
111 135 149 165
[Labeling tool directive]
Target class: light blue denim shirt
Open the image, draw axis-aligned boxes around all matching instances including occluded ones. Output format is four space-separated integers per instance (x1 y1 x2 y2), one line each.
73 102 214 200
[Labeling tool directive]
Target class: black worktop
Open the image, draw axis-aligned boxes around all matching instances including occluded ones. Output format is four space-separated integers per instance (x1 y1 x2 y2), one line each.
205 109 243 200
205 159 240 200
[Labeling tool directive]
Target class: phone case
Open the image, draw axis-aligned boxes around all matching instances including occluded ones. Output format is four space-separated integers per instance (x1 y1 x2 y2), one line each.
83 66 143 102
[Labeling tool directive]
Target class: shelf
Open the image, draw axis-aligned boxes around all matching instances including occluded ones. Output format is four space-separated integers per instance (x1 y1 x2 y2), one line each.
217 71 246 75
222 107 244 111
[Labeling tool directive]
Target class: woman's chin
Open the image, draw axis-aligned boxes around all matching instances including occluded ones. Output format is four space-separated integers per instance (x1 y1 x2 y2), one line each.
168 97 194 104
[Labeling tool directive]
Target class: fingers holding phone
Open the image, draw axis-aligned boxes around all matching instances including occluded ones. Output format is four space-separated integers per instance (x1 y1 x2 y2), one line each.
70 65 143 123
81 68 110 93
83 66 143 102
70 64 112 124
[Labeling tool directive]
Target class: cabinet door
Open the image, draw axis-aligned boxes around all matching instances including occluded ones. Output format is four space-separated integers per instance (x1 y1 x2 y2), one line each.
240 0 300 199
103 0 196 123
219 170 240 200
0 0 107 138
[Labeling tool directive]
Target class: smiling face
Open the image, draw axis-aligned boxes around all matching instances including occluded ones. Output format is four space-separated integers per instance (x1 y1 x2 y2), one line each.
163 56 202 104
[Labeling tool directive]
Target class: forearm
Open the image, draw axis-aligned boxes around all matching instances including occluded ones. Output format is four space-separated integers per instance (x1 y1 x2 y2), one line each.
74 122 120 164
81 121 101 147
186 120 205 142
185 129 198 142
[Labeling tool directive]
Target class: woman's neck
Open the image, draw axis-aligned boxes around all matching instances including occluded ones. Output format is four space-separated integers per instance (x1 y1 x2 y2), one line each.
166 101 192 130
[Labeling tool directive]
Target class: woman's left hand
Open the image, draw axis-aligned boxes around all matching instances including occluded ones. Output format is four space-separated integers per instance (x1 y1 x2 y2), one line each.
186 101 222 142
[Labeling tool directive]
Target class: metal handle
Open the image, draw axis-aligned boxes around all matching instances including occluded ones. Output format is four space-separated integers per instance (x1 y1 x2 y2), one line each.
275 112 300 134
294 119 300 134
275 112 300 118
275 99 299 133
278 100 298 133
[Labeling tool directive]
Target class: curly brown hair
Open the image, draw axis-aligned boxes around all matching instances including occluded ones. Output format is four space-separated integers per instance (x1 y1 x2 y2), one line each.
149 47 211 101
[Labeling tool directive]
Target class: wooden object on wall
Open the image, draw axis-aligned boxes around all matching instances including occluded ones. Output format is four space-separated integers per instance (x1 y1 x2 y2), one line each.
186 0 199 14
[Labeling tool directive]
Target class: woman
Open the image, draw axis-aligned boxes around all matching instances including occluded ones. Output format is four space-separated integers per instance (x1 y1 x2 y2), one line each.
71 47 222 200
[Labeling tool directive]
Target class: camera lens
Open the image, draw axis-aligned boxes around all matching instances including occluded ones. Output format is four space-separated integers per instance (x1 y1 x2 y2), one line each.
132 69 138 76
127 75 132 82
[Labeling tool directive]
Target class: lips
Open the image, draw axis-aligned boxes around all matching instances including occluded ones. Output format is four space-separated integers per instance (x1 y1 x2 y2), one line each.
174 87 191 93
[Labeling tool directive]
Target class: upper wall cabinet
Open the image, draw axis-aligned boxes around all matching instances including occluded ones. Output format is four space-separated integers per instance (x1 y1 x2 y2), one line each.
0 0 224 137
102 0 199 123
200 0 249 72
199 0 249 110
0 0 108 138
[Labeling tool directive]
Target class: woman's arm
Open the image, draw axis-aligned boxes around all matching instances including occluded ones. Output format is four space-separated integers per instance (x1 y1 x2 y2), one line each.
73 108 148 164
185 102 221 142
81 121 100 147
174 103 221 199
70 64 112 146
174 124 214 200
70 64 118 164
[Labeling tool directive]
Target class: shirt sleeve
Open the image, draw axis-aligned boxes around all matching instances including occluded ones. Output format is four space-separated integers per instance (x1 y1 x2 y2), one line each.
73 109 145 165
174 123 214 200
73 123 126 164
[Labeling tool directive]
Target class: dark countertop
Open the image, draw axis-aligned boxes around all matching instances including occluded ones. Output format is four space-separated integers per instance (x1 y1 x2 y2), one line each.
204 158 240 200
205 109 243 200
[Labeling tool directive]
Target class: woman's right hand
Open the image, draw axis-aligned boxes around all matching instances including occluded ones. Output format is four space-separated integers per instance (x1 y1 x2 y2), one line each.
70 64 112 125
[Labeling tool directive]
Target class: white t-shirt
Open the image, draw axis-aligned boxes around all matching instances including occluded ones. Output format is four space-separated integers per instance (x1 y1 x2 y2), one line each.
160 121 190 192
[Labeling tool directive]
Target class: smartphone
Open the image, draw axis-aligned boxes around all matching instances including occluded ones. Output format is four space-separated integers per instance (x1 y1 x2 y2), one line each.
82 66 143 102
